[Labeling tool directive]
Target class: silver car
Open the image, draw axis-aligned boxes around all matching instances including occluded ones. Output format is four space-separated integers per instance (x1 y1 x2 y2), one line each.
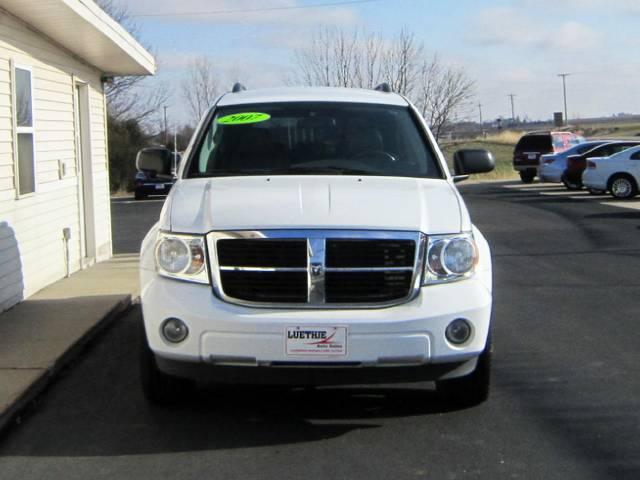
538 141 607 183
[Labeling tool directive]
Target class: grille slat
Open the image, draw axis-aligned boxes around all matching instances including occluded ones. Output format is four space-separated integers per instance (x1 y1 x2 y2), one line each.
217 239 307 268
220 271 308 303
212 232 420 307
325 271 413 303
326 239 415 268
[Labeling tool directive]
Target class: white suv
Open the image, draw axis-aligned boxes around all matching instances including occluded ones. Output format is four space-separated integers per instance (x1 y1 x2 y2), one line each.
137 85 495 407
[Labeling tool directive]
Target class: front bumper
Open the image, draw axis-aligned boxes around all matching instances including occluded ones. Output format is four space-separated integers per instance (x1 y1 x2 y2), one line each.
140 270 492 383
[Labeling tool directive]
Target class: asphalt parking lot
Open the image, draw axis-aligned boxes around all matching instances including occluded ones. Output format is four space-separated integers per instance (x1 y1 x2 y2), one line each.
1 181 639 480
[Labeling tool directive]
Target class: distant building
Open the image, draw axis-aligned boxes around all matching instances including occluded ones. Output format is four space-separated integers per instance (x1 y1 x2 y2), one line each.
0 0 155 311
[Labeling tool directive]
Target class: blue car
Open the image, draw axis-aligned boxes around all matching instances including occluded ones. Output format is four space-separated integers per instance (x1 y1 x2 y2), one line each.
538 140 607 183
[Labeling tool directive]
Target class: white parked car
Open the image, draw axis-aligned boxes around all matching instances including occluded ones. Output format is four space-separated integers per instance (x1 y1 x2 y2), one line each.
137 84 495 407
538 140 606 183
583 145 640 199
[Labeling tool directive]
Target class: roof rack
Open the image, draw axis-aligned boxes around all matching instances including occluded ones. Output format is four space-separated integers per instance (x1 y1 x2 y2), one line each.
231 82 247 93
374 82 392 93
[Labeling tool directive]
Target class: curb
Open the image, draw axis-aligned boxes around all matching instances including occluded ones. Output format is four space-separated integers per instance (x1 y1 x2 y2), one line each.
0 296 135 437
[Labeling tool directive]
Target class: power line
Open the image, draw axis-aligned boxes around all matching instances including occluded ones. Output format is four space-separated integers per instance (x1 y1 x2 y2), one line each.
131 0 381 18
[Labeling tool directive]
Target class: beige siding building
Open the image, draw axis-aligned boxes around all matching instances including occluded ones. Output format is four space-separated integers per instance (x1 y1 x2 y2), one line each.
0 0 155 311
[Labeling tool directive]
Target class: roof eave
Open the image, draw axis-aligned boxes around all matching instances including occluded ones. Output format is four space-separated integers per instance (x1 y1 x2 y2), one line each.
0 0 155 76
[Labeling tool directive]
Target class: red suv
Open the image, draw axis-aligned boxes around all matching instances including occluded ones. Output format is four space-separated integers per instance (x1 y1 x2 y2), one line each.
513 131 584 183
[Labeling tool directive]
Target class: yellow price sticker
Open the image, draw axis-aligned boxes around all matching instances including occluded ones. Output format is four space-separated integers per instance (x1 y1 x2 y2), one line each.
217 112 271 125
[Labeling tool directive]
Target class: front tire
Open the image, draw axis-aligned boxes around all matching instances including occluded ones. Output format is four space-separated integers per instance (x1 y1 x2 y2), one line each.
519 170 535 184
608 174 638 199
139 322 194 405
436 333 492 408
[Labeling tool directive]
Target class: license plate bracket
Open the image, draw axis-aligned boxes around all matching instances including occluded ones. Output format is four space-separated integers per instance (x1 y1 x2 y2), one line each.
285 326 347 356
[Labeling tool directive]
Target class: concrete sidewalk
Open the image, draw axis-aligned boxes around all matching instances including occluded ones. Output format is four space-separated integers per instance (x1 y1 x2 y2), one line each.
0 254 139 435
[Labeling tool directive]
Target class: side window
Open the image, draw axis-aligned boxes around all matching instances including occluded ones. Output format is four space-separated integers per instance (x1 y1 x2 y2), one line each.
577 144 594 154
588 147 609 158
552 135 564 150
197 122 217 173
13 65 35 195
630 151 640 160
611 145 632 155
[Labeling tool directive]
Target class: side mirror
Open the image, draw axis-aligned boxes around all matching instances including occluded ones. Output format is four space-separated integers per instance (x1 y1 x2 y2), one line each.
452 149 495 182
136 147 173 178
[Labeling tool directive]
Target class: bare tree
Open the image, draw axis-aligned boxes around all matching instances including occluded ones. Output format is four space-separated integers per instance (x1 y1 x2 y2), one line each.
182 56 220 123
293 28 369 88
382 29 421 96
294 28 335 87
292 27 475 140
416 56 475 140
360 32 384 89
95 0 169 130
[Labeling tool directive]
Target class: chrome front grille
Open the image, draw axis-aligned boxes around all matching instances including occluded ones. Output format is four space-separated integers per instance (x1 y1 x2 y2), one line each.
206 230 425 308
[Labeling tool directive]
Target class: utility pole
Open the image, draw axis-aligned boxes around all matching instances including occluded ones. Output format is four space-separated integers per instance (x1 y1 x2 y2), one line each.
558 73 570 126
478 103 484 136
173 128 178 175
507 94 516 124
163 105 168 146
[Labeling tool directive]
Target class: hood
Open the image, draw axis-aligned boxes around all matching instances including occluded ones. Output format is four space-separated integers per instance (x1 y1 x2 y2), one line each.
165 176 465 234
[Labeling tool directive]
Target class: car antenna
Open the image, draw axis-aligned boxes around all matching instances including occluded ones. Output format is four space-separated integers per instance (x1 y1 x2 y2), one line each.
232 82 247 93
374 82 392 93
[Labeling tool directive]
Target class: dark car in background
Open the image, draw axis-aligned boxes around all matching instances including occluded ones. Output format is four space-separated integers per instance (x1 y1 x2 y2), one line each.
134 148 181 200
562 141 640 191
513 131 584 183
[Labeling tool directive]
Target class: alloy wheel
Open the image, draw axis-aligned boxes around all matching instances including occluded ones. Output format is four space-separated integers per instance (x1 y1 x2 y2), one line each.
612 178 632 198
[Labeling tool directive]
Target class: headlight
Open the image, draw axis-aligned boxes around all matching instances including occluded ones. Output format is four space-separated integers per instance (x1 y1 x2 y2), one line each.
155 232 209 284
423 233 477 285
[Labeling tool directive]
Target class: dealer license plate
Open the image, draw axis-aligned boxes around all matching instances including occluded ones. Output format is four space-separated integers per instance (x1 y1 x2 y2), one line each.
285 326 347 356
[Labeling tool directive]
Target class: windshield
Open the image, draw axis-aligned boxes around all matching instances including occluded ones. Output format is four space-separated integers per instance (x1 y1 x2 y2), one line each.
187 102 442 179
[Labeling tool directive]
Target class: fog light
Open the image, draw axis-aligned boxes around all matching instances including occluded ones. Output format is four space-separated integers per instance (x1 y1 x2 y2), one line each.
445 318 472 345
161 317 188 343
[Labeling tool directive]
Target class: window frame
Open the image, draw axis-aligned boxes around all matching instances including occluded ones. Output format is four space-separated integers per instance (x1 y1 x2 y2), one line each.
11 61 37 198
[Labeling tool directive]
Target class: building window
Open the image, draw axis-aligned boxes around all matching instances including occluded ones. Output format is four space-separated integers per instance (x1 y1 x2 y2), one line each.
14 65 35 196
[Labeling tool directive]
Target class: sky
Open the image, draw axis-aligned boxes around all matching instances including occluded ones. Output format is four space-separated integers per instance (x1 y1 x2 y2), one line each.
117 0 640 126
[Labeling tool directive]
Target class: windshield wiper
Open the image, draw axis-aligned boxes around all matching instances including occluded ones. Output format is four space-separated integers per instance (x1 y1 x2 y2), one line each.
190 166 374 178
282 166 373 175
191 169 271 178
